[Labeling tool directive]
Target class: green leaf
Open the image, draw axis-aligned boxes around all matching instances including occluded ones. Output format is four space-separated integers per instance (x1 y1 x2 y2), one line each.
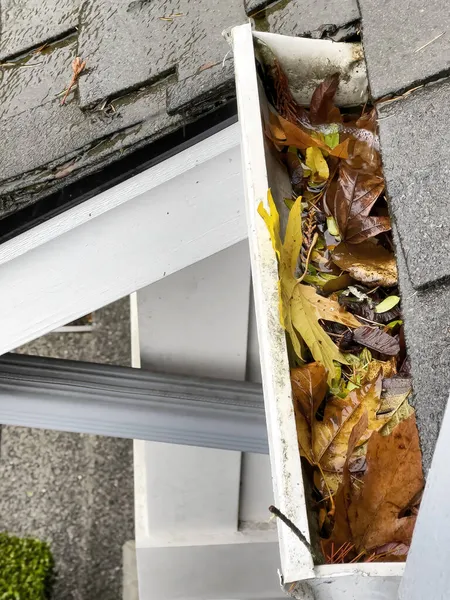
375 295 401 314
327 215 340 237
385 319 403 329
324 127 339 150
284 197 295 210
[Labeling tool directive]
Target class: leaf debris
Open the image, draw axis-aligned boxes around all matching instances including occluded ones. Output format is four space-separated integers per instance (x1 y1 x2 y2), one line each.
258 59 423 564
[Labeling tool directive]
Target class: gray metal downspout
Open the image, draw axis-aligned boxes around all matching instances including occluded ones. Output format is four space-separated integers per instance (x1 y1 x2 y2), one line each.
0 354 268 453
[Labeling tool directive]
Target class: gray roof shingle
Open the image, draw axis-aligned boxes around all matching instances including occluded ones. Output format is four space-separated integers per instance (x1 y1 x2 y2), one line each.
0 0 360 221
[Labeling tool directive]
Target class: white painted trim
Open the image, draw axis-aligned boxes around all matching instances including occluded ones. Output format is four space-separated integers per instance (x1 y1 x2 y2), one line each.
232 23 314 583
135 541 285 600
0 125 246 354
0 124 241 267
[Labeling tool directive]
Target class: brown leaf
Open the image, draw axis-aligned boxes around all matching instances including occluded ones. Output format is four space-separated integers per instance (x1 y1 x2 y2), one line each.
325 163 389 243
331 241 398 287
309 73 342 125
353 326 400 356
265 111 348 157
348 414 424 552
319 376 383 473
291 363 327 427
322 412 369 554
268 112 329 151
295 389 360 465
347 109 381 172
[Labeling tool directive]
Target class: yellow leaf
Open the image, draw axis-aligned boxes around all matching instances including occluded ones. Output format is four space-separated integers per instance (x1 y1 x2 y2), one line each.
257 190 281 260
283 195 303 277
290 284 349 383
299 285 361 329
319 376 383 473
258 191 356 382
305 147 329 181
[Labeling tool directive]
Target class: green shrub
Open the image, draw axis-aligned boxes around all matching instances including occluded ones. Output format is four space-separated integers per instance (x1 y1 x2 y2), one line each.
0 533 54 600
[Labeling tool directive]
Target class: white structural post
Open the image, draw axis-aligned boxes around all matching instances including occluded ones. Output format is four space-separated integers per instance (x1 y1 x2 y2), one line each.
398 397 450 600
133 242 284 600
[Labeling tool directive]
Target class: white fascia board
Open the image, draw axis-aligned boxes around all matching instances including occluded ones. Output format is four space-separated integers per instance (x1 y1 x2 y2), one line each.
0 123 246 354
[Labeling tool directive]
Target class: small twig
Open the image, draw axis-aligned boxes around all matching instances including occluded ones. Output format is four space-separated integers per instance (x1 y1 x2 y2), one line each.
415 31 445 52
269 505 322 563
298 232 318 283
355 314 385 327
61 56 86 106
159 12 184 21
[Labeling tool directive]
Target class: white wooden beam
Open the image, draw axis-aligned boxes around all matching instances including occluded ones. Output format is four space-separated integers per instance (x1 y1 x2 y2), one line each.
0 124 246 354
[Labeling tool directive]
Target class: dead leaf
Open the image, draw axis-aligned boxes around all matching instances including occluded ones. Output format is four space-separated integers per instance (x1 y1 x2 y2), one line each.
322 412 369 555
348 414 424 552
306 147 329 181
259 192 354 381
291 363 328 427
285 148 304 196
295 388 360 464
346 108 382 172
268 111 329 151
363 358 397 382
298 284 361 329
309 73 342 125
331 241 398 287
319 376 383 473
325 164 389 243
290 285 352 383
353 326 400 356
265 111 349 157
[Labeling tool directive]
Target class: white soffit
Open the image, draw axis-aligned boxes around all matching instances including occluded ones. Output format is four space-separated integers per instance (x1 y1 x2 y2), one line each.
0 123 246 354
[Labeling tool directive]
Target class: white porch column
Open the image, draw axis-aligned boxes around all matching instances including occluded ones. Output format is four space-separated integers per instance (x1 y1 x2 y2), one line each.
133 242 283 600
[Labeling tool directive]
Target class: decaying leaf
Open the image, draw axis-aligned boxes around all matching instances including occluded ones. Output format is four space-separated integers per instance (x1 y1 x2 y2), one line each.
285 148 304 195
309 73 342 125
291 363 328 426
297 285 361 328
322 412 369 554
348 414 424 551
290 285 351 382
319 376 383 472
259 191 360 382
265 110 349 158
353 326 400 356
266 111 329 151
379 377 414 436
306 147 329 181
331 241 398 287
258 64 423 565
325 164 390 243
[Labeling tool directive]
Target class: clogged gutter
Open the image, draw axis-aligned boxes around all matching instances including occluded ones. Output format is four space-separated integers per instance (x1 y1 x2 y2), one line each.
257 48 424 564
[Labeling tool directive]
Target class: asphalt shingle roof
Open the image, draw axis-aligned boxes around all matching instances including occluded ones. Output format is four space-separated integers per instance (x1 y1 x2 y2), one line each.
0 0 358 221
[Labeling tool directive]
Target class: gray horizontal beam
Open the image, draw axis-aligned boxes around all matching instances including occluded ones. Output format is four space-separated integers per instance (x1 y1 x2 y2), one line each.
0 354 268 454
